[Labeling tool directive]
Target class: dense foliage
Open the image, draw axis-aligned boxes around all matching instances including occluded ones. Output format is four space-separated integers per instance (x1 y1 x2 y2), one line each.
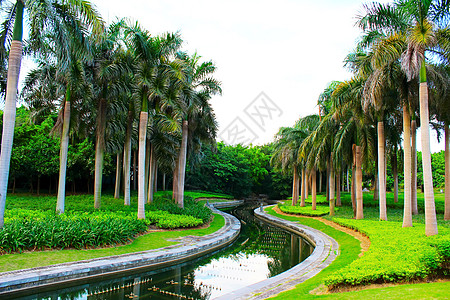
187 143 291 198
0 193 213 253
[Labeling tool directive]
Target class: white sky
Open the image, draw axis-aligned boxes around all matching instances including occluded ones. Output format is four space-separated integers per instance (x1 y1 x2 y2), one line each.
27 0 447 152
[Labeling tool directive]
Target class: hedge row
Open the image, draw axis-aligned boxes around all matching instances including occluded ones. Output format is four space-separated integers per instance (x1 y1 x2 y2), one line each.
0 213 147 253
278 203 330 216
1 207 204 253
324 218 450 289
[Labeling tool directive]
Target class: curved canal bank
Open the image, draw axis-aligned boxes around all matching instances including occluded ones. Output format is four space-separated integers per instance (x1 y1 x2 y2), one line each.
0 203 241 296
217 205 339 299
0 202 339 299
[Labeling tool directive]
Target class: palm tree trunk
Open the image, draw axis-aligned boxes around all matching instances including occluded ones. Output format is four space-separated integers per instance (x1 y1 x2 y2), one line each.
351 145 357 217
147 144 156 203
356 145 363 219
123 111 133 206
329 158 335 217
419 78 438 236
378 121 387 221
56 98 71 214
94 98 107 209
0 4 23 228
292 165 299 206
393 149 399 203
133 150 137 191
172 162 178 200
311 168 317 210
411 119 418 215
336 170 341 207
154 166 158 193
305 170 309 199
347 167 350 192
319 172 322 193
162 173 166 191
402 104 412 227
114 151 122 199
373 164 379 202
300 168 306 207
445 124 450 221
138 111 148 219
144 139 151 203
175 120 188 208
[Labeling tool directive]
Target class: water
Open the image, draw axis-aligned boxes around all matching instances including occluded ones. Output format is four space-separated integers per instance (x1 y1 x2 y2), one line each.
11 205 313 299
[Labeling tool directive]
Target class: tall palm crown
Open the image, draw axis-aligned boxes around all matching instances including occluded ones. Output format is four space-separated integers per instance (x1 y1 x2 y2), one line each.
358 0 450 235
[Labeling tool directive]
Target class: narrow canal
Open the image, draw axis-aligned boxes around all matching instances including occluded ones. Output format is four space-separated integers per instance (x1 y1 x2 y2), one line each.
14 205 313 300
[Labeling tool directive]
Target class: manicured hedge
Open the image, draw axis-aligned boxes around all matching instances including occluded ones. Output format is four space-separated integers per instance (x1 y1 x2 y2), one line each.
0 211 147 253
0 202 206 253
278 203 330 216
149 197 212 223
145 210 202 229
324 218 450 289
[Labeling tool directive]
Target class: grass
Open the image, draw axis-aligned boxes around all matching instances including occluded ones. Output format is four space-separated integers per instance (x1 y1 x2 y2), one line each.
154 190 233 200
267 190 450 299
278 203 331 216
0 213 225 272
0 190 231 271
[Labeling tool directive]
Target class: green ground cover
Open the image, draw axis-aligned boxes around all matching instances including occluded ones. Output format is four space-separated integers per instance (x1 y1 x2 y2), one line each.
155 190 234 200
278 202 331 216
0 191 231 253
268 191 450 299
0 213 224 272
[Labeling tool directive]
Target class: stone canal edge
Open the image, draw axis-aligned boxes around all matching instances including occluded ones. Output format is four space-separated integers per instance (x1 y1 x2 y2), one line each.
0 202 242 296
217 204 339 300
0 202 339 299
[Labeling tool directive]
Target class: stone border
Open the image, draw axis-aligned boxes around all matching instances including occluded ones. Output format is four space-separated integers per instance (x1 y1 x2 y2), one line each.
0 203 241 296
216 205 339 300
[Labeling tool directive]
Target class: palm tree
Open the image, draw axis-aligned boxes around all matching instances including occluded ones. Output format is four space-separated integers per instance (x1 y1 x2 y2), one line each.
357 0 447 235
90 22 132 209
172 52 221 208
272 124 306 206
126 24 182 218
0 0 103 227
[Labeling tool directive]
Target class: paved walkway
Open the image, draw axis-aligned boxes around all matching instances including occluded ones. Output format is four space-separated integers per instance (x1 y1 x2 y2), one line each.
0 204 241 296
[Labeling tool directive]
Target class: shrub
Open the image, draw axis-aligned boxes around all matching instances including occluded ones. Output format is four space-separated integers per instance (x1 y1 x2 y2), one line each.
278 203 331 216
324 219 450 289
0 212 147 253
149 197 212 223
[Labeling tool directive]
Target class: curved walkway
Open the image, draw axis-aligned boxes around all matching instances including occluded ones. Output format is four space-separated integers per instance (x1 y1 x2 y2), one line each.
217 205 339 300
0 204 241 296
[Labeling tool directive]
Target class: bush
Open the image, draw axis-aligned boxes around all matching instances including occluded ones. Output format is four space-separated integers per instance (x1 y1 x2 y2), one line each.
0 192 215 253
149 196 212 223
278 203 331 216
324 219 450 289
0 211 147 253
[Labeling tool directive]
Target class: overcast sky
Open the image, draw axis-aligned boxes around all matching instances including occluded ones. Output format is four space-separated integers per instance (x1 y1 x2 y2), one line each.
47 1 448 151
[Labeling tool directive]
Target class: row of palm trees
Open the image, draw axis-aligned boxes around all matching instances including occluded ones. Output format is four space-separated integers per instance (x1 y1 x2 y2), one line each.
0 1 221 227
272 0 450 236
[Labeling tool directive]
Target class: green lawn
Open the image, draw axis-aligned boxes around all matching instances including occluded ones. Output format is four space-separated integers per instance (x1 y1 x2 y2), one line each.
0 213 224 272
0 190 232 272
268 190 450 299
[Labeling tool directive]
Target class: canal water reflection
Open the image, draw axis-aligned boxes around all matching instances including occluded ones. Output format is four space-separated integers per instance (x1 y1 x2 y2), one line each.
14 205 313 299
